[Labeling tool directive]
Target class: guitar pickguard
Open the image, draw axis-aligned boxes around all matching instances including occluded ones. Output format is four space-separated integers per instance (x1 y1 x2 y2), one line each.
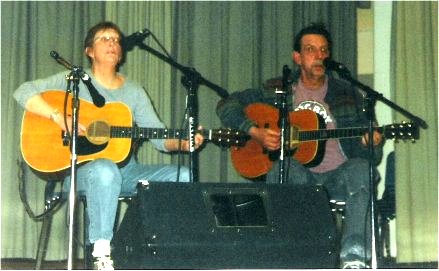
76 136 108 156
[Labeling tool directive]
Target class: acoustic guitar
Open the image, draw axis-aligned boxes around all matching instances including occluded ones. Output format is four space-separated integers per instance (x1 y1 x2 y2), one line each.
231 103 419 178
20 90 248 174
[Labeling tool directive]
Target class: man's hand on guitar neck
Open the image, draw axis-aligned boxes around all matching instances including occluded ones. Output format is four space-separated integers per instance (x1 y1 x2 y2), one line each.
361 131 383 147
248 126 280 151
247 124 383 152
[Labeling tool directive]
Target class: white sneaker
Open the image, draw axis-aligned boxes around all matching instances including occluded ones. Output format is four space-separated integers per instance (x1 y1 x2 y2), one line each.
93 255 114 270
342 259 369 269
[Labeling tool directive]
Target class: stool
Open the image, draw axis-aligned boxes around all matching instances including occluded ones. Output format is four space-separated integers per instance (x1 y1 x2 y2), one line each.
329 196 393 266
376 151 396 260
34 180 133 270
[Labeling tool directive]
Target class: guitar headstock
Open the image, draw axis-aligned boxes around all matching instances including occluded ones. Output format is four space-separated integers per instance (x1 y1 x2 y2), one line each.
208 128 250 147
383 122 420 142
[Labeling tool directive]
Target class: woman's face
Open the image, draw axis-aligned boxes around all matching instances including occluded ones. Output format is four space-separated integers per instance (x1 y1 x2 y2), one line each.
85 28 122 67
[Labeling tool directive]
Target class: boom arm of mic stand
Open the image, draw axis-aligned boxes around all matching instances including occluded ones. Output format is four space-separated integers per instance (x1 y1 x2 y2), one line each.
136 42 230 183
338 72 428 129
136 43 229 98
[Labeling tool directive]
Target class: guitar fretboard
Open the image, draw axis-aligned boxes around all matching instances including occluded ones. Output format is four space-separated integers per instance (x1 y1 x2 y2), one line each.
298 127 383 141
111 126 189 139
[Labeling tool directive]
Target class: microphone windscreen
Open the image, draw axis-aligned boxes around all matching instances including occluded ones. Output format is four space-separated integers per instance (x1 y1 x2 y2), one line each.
323 58 336 70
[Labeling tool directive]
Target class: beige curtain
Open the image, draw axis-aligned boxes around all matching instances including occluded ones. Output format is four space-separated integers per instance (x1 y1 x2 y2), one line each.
105 1 176 166
2 1 358 261
392 1 438 263
1 1 106 260
171 1 358 183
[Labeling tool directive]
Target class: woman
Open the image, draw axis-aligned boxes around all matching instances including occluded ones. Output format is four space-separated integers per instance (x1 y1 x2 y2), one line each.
14 21 203 270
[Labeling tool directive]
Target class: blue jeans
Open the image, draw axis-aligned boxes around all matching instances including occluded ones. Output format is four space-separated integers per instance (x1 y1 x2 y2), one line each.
63 157 189 244
267 157 375 262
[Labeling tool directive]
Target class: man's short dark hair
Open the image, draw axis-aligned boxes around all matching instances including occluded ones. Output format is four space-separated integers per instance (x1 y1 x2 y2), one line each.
293 23 332 53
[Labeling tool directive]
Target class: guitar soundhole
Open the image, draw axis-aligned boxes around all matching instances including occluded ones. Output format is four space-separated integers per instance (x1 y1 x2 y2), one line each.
86 120 111 145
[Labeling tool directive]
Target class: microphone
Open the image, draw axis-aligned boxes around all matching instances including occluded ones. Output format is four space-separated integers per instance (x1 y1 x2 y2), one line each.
50 50 74 70
80 73 106 107
50 51 106 107
323 58 350 75
122 28 150 51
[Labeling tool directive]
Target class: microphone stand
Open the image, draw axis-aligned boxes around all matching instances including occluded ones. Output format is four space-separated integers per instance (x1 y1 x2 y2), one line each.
135 42 230 182
181 69 200 182
51 51 105 269
65 66 82 270
276 65 292 184
334 69 427 269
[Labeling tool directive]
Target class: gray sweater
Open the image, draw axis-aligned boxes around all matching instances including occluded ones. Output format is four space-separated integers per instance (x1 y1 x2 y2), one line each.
14 69 168 152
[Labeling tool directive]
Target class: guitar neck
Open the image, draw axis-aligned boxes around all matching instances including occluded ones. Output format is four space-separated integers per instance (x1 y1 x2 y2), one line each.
110 126 241 143
111 126 193 140
298 126 383 142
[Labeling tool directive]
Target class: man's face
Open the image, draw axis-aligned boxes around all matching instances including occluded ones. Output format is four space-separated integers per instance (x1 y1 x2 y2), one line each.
293 34 329 80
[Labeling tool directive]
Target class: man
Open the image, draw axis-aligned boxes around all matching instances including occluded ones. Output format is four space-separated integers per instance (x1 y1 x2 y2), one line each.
14 21 204 270
216 23 383 268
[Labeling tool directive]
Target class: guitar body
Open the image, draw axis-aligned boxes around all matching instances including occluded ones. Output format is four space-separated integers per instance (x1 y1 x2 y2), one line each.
21 90 133 173
231 103 324 178
291 110 326 167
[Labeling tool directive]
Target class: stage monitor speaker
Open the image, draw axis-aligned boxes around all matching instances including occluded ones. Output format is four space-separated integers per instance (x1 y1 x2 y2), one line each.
112 182 337 269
